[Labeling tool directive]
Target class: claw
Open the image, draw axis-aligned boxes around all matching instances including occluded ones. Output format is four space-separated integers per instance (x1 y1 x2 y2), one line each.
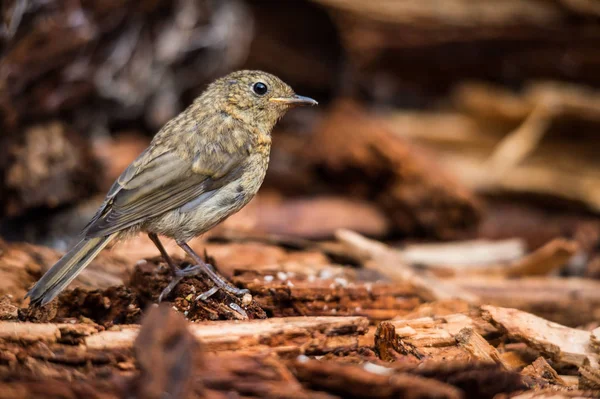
195 286 220 301
157 262 248 302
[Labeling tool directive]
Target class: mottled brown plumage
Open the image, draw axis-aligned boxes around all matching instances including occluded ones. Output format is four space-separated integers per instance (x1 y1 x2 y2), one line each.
27 70 317 306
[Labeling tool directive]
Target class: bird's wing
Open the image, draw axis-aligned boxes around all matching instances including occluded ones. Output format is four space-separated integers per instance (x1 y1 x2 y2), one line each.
84 147 245 237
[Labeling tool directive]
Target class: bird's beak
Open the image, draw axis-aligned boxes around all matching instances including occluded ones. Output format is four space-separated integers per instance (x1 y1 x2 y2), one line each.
269 94 318 106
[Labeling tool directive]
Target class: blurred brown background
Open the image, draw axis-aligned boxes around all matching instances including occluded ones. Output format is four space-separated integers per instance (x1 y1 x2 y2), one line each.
2 0 600 280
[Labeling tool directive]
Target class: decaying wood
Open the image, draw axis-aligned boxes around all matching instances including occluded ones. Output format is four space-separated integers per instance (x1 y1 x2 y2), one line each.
482 305 599 368
237 269 420 321
293 357 463 399
0 238 130 305
375 312 497 363
522 357 567 387
455 327 508 368
86 316 369 355
456 278 600 327
308 101 481 239
579 365 600 390
509 391 600 399
130 304 199 399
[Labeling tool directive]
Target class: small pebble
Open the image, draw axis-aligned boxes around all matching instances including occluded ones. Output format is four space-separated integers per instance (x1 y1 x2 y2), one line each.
264 275 274 282
277 271 288 281
241 293 253 306
296 355 309 363
363 362 393 376
319 269 333 280
334 277 349 288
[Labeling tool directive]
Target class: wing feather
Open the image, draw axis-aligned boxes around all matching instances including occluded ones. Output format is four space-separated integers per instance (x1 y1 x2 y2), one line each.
84 148 244 237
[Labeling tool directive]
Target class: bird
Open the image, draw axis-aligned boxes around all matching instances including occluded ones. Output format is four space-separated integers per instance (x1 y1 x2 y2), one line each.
26 70 317 307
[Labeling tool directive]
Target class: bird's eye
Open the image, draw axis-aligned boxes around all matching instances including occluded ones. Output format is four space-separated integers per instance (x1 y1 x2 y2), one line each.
253 82 268 96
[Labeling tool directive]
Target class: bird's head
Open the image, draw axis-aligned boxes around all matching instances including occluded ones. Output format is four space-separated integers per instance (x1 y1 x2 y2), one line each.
201 70 317 132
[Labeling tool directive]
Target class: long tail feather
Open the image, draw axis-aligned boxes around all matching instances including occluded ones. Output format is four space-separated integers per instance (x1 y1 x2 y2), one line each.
26 234 116 306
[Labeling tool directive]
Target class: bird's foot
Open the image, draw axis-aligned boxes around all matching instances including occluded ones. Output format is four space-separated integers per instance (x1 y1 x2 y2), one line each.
157 263 249 303
158 264 202 302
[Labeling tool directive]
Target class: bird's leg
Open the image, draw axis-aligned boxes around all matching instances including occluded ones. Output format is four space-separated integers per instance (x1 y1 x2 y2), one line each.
149 233 203 302
148 233 178 272
177 241 250 297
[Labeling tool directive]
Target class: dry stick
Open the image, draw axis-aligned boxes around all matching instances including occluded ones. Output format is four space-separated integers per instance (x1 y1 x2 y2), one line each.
400 238 526 267
335 229 480 304
502 238 578 277
485 100 554 174
430 238 578 278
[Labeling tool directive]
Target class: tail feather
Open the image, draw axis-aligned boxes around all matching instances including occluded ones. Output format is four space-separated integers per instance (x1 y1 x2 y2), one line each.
26 234 116 306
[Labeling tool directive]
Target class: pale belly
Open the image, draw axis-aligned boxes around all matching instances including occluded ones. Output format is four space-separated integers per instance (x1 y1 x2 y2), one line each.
142 157 267 242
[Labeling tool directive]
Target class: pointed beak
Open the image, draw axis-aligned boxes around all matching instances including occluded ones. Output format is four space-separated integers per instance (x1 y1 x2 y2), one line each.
269 94 318 106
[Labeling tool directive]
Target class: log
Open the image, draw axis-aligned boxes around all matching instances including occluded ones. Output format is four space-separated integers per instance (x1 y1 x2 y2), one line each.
85 316 369 355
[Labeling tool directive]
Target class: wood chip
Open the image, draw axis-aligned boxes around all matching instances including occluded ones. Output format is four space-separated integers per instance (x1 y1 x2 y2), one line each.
522 357 567 387
455 327 507 367
482 305 599 367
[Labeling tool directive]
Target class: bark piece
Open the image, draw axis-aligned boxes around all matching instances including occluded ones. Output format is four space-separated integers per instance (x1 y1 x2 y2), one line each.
482 305 599 368
129 304 199 399
378 313 496 363
509 390 600 398
455 327 507 367
0 322 61 344
239 271 421 321
293 357 463 399
203 352 335 399
397 361 526 399
0 295 19 320
0 238 130 306
578 365 600 390
522 357 567 387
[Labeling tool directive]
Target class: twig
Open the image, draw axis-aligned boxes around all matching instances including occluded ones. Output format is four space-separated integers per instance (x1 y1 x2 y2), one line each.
335 229 480 304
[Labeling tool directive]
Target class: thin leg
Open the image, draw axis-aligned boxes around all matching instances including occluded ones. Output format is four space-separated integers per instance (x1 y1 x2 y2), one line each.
177 241 249 296
149 233 204 302
148 233 177 272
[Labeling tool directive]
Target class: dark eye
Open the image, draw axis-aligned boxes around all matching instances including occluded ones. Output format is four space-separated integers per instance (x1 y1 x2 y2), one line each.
253 82 268 96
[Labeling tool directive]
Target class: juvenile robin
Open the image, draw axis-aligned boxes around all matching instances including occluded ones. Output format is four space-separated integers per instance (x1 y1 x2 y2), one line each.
27 70 317 306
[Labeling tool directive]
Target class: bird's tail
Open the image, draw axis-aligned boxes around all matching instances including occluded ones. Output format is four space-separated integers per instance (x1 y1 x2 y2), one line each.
26 234 116 307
